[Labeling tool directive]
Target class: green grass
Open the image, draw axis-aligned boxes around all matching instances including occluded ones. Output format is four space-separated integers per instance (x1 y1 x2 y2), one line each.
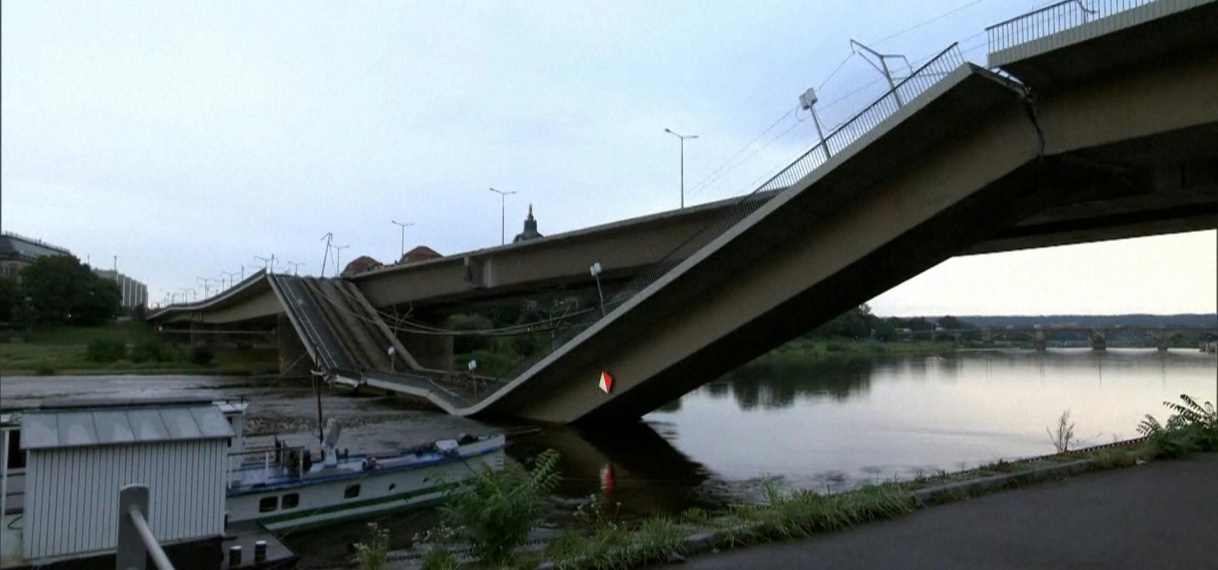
0 323 278 376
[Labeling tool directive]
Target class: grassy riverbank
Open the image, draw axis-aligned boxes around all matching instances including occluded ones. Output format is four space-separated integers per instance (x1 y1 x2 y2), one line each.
0 322 279 376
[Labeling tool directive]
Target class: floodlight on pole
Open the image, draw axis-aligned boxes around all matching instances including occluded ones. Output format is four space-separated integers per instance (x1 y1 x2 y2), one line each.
391 220 414 259
664 128 699 209
488 188 516 245
799 87 831 162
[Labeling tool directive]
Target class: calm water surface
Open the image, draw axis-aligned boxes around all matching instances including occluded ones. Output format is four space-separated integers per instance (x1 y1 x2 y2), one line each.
3 348 1214 566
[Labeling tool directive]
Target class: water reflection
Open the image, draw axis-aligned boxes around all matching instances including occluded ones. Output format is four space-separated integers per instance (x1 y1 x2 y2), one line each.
709 355 879 409
508 421 724 521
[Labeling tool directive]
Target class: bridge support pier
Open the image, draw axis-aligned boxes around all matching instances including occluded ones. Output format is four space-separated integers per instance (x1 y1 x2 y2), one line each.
1155 334 1171 352
397 323 453 371
1090 329 1107 351
1034 330 1047 352
277 315 312 378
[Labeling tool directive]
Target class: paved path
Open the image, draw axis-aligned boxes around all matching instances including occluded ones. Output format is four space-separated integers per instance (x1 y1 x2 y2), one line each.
657 454 1218 569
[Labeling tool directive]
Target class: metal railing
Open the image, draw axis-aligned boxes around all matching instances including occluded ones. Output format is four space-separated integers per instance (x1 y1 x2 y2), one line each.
488 43 967 392
986 0 1157 53
116 484 174 570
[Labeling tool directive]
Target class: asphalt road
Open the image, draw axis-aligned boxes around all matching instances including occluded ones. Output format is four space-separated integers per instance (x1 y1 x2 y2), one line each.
656 453 1218 570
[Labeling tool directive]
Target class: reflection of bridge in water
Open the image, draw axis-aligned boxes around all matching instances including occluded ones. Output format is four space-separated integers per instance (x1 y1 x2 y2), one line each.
150 0 1218 424
905 326 1218 351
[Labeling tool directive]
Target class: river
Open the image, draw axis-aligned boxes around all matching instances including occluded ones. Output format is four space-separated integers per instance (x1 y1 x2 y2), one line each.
2 348 1214 567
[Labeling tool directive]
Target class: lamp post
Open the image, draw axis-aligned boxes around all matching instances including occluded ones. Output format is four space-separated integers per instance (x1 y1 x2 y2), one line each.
391 220 414 260
333 245 349 277
255 255 276 274
488 187 516 245
286 261 304 275
221 271 237 290
590 262 606 317
664 128 699 208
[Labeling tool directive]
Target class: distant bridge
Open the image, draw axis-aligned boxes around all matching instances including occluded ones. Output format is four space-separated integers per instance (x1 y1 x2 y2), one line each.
903 326 1218 350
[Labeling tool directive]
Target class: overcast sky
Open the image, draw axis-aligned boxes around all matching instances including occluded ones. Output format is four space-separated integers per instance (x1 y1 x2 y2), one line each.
2 1 1215 316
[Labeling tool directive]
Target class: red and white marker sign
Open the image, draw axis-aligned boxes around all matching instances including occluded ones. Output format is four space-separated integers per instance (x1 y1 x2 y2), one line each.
598 371 613 394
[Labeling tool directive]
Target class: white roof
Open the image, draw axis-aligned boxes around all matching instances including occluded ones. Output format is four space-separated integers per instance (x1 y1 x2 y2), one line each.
20 404 233 450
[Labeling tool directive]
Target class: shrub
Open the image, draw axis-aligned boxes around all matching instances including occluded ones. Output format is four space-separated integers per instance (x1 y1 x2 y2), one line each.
439 449 561 566
130 337 171 363
1137 394 1218 457
86 337 127 363
34 361 55 376
189 344 215 365
354 522 390 570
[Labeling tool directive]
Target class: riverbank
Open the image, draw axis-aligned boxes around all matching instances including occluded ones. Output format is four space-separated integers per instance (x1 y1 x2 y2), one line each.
0 323 279 376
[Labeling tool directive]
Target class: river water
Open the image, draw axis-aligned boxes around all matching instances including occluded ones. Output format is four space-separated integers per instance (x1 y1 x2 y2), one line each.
3 348 1214 567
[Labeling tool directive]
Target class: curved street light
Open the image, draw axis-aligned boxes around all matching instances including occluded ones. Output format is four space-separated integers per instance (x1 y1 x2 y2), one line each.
664 128 699 208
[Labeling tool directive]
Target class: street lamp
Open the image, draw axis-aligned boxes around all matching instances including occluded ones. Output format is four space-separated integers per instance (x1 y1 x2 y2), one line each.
391 220 414 260
286 261 304 275
590 261 606 317
333 245 349 277
255 255 276 273
488 187 516 245
664 128 699 208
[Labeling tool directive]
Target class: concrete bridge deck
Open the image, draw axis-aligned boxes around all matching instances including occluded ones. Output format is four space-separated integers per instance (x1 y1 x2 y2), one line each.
150 0 1218 424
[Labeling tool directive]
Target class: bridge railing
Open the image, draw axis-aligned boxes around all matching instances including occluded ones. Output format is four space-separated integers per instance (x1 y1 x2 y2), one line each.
986 0 1157 54
489 43 966 392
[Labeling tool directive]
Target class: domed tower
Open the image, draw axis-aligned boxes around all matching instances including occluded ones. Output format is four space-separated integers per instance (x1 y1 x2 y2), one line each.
513 204 543 243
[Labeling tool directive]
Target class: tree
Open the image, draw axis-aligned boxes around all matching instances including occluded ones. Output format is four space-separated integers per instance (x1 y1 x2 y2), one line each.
937 315 973 330
0 277 15 323
18 256 121 326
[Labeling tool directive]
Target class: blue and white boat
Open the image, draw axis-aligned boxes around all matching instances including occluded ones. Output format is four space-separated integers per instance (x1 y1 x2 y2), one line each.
219 403 505 532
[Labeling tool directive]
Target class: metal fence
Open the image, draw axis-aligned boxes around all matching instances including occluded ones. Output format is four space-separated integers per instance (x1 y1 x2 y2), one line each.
986 0 1157 53
488 43 967 391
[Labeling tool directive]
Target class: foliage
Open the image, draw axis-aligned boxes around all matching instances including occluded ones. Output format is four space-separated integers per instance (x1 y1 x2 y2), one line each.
130 336 174 363
15 255 121 326
86 337 127 363
1137 394 1218 457
717 481 917 547
189 344 215 365
439 449 562 566
34 360 55 376
353 522 391 570
810 304 895 340
1046 409 1077 453
0 277 15 323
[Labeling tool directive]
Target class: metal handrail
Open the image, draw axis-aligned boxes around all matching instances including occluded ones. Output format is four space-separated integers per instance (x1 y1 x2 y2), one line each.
487 43 967 391
117 485 174 570
986 0 1154 53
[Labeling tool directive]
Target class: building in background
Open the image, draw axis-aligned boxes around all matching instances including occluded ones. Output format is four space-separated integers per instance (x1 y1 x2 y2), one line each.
0 232 72 279
512 205 543 243
93 269 148 309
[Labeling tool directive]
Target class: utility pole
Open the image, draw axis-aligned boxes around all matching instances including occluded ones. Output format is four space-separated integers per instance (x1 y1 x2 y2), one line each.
320 232 334 276
850 40 912 108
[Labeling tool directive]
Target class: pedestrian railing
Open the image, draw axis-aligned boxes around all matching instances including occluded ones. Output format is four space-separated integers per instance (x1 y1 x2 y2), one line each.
116 484 174 570
986 0 1158 54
